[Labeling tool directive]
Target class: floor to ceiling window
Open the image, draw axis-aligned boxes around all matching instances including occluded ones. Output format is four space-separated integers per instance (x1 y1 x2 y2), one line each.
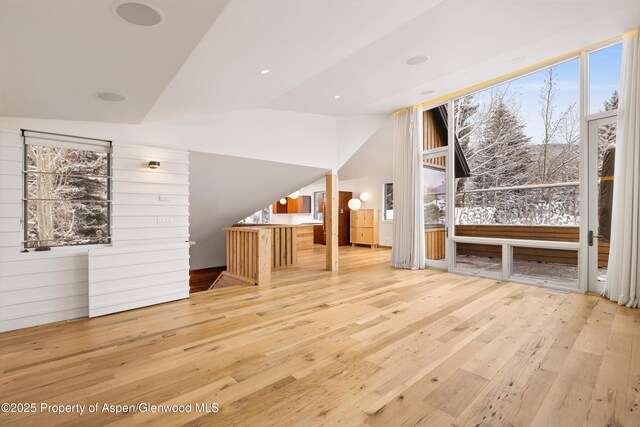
441 41 622 291
587 43 622 291
452 57 581 286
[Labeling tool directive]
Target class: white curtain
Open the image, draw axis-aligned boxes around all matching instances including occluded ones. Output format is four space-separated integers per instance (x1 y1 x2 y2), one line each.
604 30 640 308
392 107 425 269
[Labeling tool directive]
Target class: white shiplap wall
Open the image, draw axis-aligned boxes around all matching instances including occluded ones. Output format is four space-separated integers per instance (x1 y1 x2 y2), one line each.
0 130 190 332
88 242 189 318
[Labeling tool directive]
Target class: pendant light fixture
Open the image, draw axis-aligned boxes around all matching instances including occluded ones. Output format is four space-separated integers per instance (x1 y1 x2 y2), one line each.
279 198 287 205
359 192 370 202
348 198 361 211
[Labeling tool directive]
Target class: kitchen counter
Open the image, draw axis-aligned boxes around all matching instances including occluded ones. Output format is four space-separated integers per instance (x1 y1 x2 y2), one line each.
233 223 315 251
297 224 314 250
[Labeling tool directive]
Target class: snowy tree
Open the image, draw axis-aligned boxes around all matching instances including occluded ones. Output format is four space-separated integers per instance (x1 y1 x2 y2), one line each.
597 90 618 167
533 67 578 184
453 95 478 193
26 145 108 247
453 89 533 223
454 95 479 154
454 64 584 225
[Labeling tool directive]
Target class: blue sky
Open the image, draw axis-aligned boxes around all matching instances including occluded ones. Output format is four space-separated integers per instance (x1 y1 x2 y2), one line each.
468 43 622 144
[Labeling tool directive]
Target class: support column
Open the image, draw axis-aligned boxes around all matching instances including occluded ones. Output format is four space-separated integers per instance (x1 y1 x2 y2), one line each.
325 173 338 271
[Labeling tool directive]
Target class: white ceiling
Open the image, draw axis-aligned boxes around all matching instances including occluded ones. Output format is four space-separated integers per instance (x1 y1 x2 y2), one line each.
0 0 229 123
1 0 639 123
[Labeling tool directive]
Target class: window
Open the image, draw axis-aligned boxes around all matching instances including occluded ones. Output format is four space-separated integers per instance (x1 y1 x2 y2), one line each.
454 58 581 227
383 183 393 220
241 207 271 224
313 191 324 221
589 43 622 114
424 161 446 227
23 131 111 248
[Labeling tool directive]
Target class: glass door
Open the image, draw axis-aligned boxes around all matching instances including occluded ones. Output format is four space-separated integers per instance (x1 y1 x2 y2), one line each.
587 115 617 292
424 151 447 269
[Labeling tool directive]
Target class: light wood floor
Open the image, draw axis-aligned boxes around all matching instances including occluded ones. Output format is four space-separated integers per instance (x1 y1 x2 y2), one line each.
1 245 639 426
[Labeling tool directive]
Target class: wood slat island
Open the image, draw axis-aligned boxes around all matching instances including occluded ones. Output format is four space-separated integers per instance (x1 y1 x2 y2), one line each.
232 224 304 268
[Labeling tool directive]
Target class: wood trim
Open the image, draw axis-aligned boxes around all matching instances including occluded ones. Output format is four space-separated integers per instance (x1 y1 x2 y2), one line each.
456 224 609 267
325 174 338 271
425 228 446 260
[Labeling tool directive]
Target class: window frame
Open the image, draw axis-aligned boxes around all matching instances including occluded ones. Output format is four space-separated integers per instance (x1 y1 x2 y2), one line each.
21 130 112 250
586 42 623 116
415 35 623 293
313 191 324 221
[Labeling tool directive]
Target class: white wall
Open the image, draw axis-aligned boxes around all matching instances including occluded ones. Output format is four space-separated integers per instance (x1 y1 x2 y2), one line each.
0 108 337 170
0 129 190 332
336 114 387 168
0 108 385 331
189 152 327 269
339 176 393 247
269 115 395 242
338 115 394 247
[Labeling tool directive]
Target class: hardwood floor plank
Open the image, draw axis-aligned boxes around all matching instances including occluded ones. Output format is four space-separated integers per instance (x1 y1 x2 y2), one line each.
0 245 638 426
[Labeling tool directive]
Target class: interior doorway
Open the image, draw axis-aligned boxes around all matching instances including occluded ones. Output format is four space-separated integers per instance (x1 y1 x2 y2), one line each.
314 190 352 246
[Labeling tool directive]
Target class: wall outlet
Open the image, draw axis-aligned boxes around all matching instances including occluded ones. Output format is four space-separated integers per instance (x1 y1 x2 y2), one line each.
157 216 174 225
159 195 171 202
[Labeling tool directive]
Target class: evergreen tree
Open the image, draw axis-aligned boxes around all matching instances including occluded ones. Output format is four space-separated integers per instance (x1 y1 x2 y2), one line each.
467 98 531 189
454 95 479 154
466 97 532 222
454 95 479 193
597 90 618 167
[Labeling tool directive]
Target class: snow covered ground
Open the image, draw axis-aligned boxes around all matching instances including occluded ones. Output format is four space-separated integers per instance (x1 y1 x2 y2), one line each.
455 254 581 283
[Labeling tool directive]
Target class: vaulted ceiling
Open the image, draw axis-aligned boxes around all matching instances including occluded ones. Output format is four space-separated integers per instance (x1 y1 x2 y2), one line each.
1 0 639 124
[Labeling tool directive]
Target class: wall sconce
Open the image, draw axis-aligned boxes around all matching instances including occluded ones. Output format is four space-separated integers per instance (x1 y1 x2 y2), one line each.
148 161 160 169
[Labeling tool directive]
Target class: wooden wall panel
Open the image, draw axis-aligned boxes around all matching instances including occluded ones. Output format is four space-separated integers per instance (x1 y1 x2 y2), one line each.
425 228 446 260
297 225 314 250
456 225 609 267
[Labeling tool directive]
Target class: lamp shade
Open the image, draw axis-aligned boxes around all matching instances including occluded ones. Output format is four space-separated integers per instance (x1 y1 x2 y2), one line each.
289 191 300 199
347 198 361 211
359 192 370 202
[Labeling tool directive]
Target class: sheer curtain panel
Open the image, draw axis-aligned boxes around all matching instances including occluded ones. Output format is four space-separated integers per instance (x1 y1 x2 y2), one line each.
392 107 425 270
605 29 640 307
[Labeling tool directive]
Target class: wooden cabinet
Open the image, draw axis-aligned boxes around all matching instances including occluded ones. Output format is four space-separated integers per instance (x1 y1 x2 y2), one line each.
313 224 325 245
271 196 311 214
297 225 314 250
350 209 379 248
272 200 288 214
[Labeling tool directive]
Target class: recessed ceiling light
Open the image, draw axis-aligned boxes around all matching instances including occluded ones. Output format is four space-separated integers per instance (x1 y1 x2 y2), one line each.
510 56 530 64
406 55 430 66
260 69 271 75
96 92 126 102
420 90 434 96
114 2 164 27
334 95 341 99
